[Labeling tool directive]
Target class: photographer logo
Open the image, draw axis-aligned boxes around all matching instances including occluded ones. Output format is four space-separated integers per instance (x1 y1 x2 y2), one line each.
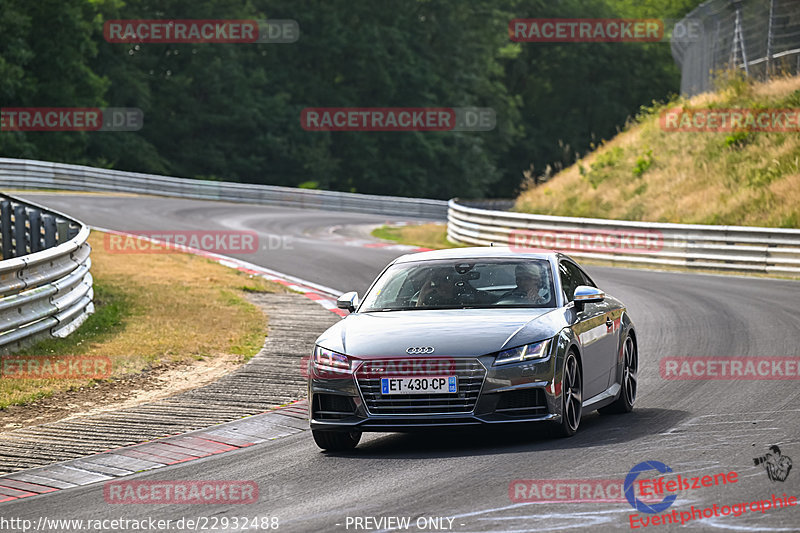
754 445 792 482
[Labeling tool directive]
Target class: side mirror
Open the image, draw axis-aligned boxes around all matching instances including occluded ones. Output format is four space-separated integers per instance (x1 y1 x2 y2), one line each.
573 285 604 309
336 291 359 313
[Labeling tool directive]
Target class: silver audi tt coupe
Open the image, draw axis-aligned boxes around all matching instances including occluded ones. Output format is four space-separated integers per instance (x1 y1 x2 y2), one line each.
308 247 638 451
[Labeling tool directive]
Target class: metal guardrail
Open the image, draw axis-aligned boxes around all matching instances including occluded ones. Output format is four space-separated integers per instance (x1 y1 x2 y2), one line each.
0 158 448 220
448 199 800 275
0 194 93 354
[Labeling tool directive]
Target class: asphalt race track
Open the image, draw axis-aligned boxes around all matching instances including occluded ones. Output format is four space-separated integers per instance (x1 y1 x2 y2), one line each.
4 193 800 532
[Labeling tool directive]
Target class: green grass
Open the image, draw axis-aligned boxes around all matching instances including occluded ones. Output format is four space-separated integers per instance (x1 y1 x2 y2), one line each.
15 282 130 358
372 223 459 249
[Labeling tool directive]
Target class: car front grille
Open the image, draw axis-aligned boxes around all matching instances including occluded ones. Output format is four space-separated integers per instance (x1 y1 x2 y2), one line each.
355 358 486 415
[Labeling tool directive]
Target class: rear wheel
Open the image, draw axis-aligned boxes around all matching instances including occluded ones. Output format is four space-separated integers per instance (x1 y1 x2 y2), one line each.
599 334 637 414
312 429 362 451
553 351 582 437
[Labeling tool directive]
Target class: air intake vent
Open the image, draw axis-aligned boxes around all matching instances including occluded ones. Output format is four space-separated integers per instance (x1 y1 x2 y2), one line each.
495 388 548 416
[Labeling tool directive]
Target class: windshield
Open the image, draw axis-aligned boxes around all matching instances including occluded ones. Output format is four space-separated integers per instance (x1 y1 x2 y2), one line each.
359 259 556 312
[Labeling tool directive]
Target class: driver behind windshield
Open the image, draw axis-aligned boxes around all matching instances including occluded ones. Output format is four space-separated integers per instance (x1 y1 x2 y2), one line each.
503 264 552 305
416 268 456 307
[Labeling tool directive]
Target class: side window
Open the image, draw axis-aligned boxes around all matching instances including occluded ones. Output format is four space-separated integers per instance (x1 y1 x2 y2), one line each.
575 265 596 287
559 262 581 302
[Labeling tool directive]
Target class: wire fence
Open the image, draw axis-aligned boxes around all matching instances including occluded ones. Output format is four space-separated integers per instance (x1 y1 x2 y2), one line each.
672 0 800 95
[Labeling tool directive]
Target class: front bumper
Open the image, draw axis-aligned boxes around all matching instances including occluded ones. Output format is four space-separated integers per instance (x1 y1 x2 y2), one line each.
309 354 561 432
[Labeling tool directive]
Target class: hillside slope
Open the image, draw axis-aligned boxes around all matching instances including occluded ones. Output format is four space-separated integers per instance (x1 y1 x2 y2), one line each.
515 75 800 228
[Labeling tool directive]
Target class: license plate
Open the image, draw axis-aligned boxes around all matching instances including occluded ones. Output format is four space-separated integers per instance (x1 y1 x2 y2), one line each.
380 376 457 395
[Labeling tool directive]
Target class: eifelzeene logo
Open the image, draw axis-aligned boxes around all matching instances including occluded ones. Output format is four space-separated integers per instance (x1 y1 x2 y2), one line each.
624 461 677 514
754 445 792 482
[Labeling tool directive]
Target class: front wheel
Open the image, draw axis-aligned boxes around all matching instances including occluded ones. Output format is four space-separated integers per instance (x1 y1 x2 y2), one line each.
599 334 637 415
312 429 362 451
553 351 582 437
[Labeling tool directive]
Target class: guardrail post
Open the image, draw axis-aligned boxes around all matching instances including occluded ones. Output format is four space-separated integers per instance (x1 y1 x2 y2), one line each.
13 205 27 256
0 200 11 259
43 214 57 248
56 219 70 245
28 209 42 253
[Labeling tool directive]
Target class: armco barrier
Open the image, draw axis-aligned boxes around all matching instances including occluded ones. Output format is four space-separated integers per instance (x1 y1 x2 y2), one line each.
0 194 93 354
0 158 448 219
448 199 800 275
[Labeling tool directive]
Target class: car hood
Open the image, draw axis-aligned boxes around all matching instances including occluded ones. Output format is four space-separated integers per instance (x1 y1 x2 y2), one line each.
315 308 567 358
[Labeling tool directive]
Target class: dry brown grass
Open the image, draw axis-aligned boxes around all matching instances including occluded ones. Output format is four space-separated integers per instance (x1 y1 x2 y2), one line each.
516 75 800 228
0 231 287 409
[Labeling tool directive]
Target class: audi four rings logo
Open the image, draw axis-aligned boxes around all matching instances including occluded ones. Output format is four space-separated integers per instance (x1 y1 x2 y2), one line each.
406 346 435 354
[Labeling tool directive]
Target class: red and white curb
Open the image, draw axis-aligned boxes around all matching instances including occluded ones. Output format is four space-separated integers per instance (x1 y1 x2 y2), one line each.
94 227 349 316
0 401 309 503
0 226 421 503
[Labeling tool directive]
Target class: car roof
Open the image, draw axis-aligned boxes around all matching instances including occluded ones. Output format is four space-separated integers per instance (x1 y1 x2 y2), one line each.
392 246 563 264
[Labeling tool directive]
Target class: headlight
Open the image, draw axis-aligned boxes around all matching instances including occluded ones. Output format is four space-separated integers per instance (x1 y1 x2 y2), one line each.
312 346 352 374
494 339 552 366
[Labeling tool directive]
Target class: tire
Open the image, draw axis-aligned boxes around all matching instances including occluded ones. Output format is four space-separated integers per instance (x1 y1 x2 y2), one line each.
599 334 638 415
312 429 362 451
553 351 582 437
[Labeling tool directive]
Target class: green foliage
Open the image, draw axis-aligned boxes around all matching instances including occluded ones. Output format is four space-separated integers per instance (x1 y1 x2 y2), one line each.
583 146 623 188
724 131 752 149
16 281 129 357
0 0 705 199
632 149 653 177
